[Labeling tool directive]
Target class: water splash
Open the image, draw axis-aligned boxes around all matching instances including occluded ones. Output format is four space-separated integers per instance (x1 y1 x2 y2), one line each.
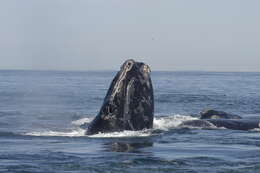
153 114 198 130
71 117 93 126
25 128 86 137
24 115 198 137
89 130 152 138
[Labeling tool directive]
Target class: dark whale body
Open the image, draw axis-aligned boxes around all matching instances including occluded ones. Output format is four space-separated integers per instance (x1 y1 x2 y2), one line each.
86 59 154 135
200 109 242 119
207 119 259 130
182 119 260 130
182 109 259 130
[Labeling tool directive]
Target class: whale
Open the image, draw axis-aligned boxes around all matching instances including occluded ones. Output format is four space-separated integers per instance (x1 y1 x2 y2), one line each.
86 59 154 135
181 119 260 130
200 109 242 119
181 109 259 130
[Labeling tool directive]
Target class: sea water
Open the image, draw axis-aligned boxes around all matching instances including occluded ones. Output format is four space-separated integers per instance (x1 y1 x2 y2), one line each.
0 70 260 173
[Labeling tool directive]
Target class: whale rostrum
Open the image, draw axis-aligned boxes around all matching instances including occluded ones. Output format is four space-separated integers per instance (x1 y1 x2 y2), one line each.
86 59 154 135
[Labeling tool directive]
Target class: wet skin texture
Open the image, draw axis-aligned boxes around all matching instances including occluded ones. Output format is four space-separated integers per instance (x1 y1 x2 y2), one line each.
86 60 154 135
182 109 259 130
200 109 242 119
182 119 260 130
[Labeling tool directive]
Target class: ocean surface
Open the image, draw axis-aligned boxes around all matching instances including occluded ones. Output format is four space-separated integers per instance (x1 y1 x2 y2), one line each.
0 70 260 173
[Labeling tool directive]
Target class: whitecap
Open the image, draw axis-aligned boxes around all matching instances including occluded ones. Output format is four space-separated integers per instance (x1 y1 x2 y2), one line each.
71 117 93 126
25 128 86 137
25 115 199 138
250 128 260 132
153 114 198 131
88 129 152 138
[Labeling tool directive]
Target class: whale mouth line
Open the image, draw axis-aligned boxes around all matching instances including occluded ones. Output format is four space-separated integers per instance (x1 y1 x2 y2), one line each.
110 68 128 99
123 78 135 129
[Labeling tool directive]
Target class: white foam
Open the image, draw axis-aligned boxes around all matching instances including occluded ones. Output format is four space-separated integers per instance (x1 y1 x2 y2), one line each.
250 128 260 132
25 128 86 137
24 115 198 138
153 115 198 131
89 130 152 138
71 117 93 126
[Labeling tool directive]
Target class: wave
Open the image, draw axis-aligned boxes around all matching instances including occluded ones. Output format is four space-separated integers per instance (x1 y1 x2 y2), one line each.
23 115 198 138
0 131 19 137
24 128 86 137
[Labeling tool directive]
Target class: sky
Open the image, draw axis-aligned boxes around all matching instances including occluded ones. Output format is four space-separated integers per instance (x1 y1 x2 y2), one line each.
0 0 259 71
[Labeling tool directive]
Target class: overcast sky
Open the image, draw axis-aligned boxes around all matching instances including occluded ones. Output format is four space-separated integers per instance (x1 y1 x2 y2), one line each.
0 0 259 71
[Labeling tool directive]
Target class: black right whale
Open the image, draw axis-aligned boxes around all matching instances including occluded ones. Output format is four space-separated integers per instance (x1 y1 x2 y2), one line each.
181 109 260 130
200 109 242 119
86 59 154 135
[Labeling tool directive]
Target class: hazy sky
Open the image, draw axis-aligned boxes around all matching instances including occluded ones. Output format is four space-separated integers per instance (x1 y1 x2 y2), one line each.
0 0 259 71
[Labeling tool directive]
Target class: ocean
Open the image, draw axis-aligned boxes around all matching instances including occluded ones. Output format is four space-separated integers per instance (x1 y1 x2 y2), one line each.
0 70 260 173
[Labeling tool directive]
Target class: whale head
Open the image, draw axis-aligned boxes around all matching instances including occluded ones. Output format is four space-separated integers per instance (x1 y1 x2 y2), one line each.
86 59 154 135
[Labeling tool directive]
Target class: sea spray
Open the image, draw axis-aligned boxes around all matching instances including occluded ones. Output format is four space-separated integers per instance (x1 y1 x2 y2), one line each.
25 115 198 137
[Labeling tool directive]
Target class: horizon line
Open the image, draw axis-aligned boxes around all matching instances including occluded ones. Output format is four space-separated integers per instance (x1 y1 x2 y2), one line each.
0 68 260 73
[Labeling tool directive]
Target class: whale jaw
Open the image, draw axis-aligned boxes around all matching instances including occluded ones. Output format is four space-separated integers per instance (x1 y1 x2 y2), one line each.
86 59 154 135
